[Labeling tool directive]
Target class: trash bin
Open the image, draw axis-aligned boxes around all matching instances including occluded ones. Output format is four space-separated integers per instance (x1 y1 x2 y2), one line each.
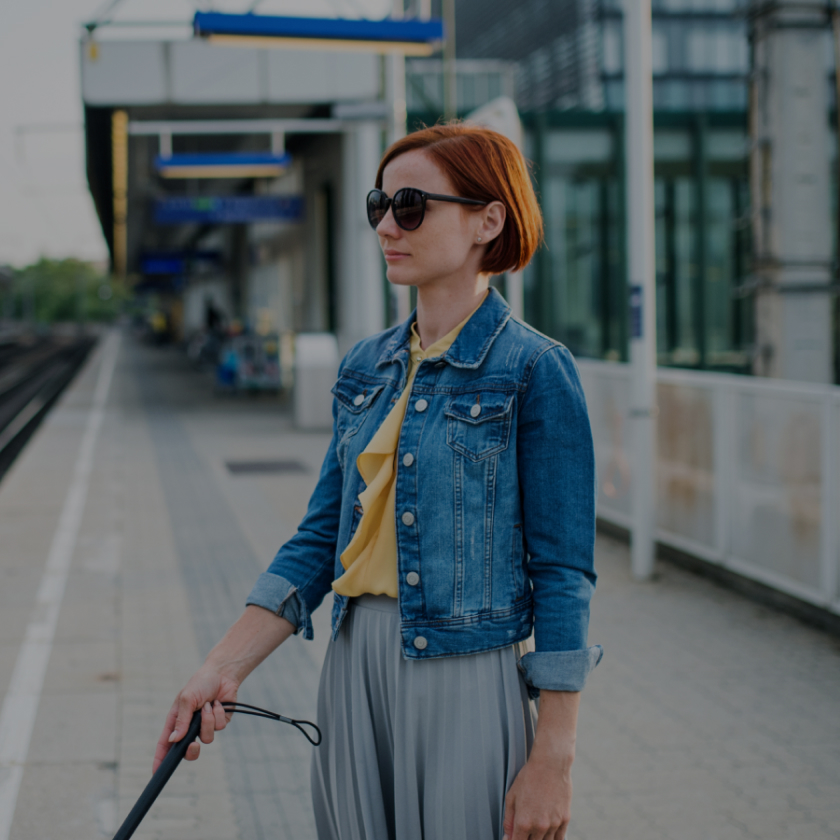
294 332 339 430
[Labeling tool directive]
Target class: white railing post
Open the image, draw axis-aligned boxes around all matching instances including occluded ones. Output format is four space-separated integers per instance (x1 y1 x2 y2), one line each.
820 394 837 605
624 0 658 580
713 381 735 565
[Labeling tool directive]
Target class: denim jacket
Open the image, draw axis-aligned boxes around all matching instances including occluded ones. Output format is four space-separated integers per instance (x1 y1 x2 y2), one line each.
247 289 603 694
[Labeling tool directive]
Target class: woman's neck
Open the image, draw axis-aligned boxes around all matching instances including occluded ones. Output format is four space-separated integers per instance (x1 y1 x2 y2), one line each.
414 278 490 349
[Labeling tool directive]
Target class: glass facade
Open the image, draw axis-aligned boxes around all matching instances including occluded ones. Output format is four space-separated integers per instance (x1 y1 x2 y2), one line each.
418 0 771 373
523 116 752 372
601 1 749 112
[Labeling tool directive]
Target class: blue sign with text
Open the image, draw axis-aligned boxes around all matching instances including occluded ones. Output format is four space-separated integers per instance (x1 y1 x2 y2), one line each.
154 196 304 225
629 284 643 339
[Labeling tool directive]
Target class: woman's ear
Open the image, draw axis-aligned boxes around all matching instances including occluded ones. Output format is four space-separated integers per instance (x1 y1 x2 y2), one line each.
478 201 507 243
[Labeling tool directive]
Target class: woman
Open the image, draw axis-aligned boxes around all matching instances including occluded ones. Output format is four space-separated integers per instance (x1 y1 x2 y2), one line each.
155 124 602 840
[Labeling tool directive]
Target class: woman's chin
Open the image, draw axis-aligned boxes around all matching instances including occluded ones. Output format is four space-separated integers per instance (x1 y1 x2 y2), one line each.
385 267 416 287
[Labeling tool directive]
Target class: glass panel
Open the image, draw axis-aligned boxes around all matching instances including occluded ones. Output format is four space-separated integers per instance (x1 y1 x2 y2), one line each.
673 179 698 364
602 20 622 75
706 178 738 366
732 392 823 590
651 26 668 75
544 177 604 357
577 364 633 521
546 131 613 164
655 131 691 161
655 176 699 365
656 382 715 547
707 131 748 162
655 180 669 358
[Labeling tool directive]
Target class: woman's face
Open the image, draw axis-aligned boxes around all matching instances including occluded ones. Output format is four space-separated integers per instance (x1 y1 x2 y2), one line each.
376 149 503 291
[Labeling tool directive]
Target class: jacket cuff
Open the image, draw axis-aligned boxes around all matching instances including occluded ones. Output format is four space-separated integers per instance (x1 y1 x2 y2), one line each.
246 572 313 640
517 645 604 699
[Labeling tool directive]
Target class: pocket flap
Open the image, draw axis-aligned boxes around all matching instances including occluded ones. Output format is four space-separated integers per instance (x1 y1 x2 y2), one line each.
331 377 384 413
444 392 514 425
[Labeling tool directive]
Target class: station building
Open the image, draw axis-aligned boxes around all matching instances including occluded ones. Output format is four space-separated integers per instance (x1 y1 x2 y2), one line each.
452 0 838 382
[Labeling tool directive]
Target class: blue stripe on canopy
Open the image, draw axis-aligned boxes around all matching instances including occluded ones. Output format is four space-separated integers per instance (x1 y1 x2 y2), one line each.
193 12 444 45
155 152 292 170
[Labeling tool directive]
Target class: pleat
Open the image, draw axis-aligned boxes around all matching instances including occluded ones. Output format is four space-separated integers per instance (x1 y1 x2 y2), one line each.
311 595 537 840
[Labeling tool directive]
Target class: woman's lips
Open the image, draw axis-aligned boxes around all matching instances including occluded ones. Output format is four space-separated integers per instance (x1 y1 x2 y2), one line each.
384 250 409 261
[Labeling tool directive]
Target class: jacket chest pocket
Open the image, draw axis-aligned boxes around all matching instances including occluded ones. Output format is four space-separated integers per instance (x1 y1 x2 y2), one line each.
445 392 515 462
332 377 385 461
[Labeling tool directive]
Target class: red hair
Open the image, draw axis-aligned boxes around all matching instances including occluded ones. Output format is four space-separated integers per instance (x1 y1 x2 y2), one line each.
375 123 544 275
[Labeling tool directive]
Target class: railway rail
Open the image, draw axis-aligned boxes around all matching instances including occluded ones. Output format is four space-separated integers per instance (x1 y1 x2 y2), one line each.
0 333 96 481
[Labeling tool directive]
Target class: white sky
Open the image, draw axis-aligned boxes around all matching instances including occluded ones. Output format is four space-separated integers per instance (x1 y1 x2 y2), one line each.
0 0 389 268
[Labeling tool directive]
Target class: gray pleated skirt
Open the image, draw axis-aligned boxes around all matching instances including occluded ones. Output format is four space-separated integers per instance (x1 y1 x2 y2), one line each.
311 594 537 840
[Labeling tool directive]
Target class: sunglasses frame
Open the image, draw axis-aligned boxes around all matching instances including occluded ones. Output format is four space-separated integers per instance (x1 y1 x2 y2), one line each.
366 188 488 232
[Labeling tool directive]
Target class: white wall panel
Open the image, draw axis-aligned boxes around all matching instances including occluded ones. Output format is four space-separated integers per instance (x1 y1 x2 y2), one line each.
266 50 379 102
81 41 166 104
170 41 262 103
81 39 381 106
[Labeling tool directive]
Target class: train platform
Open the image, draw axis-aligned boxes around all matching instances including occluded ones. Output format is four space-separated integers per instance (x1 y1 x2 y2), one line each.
0 331 838 840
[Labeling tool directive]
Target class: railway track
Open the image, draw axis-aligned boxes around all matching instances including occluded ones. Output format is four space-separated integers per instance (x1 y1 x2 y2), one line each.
0 334 96 481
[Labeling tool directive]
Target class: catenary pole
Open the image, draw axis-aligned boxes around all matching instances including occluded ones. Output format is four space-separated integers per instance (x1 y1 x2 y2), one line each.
623 0 657 580
387 0 412 323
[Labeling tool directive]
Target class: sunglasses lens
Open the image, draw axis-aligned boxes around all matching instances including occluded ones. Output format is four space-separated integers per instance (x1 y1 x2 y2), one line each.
366 190 388 230
392 189 424 231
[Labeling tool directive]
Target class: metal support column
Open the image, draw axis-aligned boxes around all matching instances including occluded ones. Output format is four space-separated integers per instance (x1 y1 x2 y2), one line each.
388 0 412 324
624 0 658 580
111 110 128 277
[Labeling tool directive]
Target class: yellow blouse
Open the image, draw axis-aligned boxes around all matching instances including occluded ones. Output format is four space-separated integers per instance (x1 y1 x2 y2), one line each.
332 296 486 598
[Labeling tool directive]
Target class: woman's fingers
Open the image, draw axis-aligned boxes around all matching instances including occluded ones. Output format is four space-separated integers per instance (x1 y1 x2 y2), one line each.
168 693 201 745
199 702 216 744
185 740 201 761
153 700 180 773
213 699 228 731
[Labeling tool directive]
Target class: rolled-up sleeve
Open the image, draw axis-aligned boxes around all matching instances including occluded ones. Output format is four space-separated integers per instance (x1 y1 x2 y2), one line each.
246 572 306 631
517 344 602 696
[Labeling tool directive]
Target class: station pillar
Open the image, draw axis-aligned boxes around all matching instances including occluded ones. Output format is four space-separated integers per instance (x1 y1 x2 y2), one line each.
750 1 833 383
338 121 385 353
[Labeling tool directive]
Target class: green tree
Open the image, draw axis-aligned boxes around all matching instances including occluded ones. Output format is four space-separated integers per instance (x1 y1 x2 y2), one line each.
5 258 126 324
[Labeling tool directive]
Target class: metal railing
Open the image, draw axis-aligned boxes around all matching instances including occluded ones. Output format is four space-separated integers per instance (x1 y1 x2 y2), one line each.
577 359 840 615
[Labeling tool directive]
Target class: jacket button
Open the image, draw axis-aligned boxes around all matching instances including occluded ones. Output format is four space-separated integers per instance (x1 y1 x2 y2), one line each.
402 452 415 467
414 398 428 412
401 511 415 526
413 635 428 650
470 403 482 418
353 394 365 406
406 571 420 586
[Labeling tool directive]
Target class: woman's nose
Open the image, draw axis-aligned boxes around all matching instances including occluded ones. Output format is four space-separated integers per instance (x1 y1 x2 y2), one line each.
376 206 401 238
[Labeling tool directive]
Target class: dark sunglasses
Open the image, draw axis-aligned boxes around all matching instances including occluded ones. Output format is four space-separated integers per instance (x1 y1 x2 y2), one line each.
366 187 488 232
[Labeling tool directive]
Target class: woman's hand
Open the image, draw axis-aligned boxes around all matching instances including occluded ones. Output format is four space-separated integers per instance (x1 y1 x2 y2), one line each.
153 666 239 772
502 751 572 840
503 689 580 840
152 606 296 773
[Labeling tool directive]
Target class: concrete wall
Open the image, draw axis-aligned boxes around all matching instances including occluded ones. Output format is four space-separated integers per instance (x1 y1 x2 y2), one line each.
81 40 381 105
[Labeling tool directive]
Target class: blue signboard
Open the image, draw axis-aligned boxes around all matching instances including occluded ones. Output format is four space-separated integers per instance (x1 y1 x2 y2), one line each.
155 152 292 179
154 196 304 225
140 250 221 275
629 284 643 339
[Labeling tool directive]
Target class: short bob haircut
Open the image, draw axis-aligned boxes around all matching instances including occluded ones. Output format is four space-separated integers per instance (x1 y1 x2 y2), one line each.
375 123 544 276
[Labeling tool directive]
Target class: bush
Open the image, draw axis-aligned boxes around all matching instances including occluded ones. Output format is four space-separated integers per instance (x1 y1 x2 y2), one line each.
3 258 127 324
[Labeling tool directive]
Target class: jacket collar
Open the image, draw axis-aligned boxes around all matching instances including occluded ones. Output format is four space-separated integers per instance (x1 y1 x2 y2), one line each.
376 287 512 371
